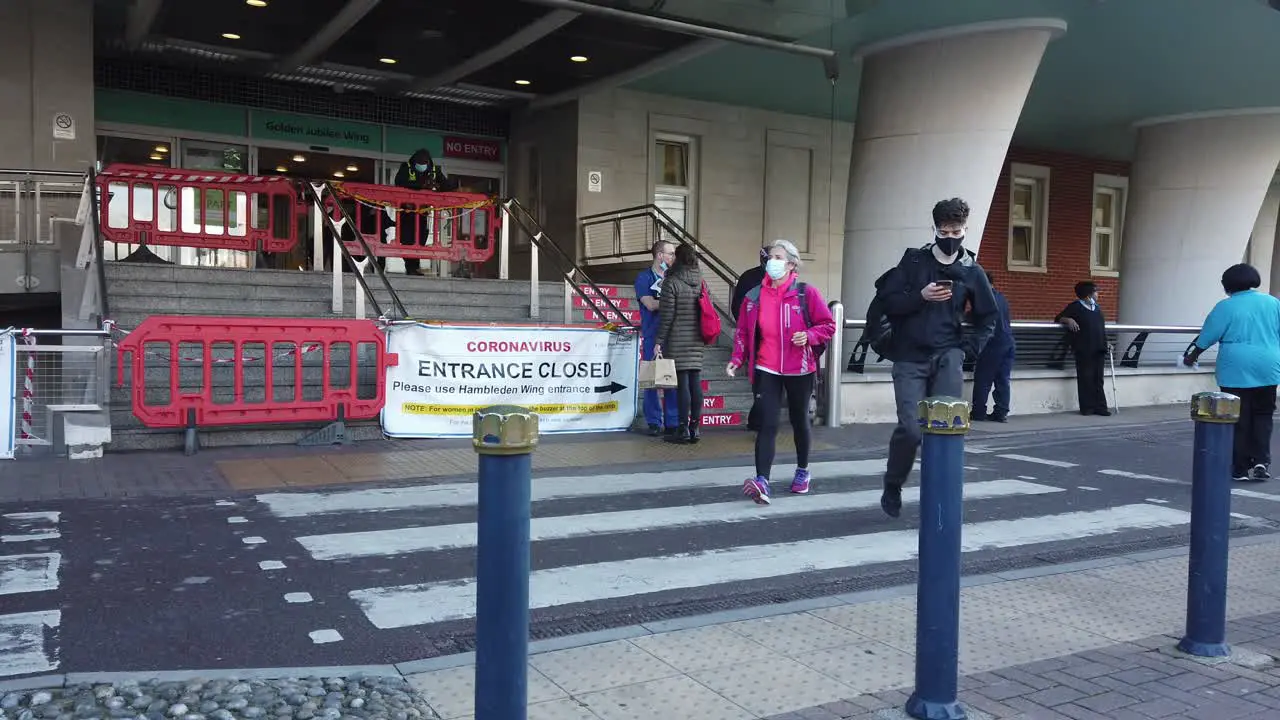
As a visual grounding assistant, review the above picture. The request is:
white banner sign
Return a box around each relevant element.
[0,334,15,459]
[383,324,639,438]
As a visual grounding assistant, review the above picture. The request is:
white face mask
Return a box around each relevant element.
[765,258,788,280]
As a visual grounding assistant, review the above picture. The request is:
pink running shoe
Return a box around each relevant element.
[742,476,772,505]
[790,468,811,494]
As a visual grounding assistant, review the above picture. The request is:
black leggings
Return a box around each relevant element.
[754,371,813,480]
[677,369,703,427]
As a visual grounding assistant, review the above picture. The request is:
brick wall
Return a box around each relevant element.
[978,147,1130,320]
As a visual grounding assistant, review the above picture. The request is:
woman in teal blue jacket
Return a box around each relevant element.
[1183,263,1280,482]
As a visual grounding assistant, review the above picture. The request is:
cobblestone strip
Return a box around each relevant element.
[764,612,1280,720]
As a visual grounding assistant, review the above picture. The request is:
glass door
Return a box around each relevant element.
[179,139,252,268]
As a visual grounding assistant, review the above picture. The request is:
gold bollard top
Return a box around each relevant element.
[472,405,540,455]
[1190,391,1241,424]
[917,396,971,435]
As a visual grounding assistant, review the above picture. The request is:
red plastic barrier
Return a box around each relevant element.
[117,316,398,429]
[323,181,497,263]
[97,164,300,252]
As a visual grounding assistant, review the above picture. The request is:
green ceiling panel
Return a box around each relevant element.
[626,0,1280,161]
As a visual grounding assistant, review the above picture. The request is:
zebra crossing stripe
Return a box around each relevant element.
[0,553,60,596]
[348,503,1191,629]
[255,459,892,518]
[296,479,1065,560]
[0,610,60,676]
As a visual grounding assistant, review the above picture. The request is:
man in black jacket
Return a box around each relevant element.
[875,197,998,518]
[387,149,455,276]
[1055,281,1112,416]
[731,246,769,430]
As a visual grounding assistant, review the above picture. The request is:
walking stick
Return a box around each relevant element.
[1108,342,1119,414]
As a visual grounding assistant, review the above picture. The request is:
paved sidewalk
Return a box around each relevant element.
[403,534,1280,719]
[0,404,1188,502]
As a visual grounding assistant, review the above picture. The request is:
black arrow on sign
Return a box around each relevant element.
[594,381,627,395]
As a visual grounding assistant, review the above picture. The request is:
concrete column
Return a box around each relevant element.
[839,18,1066,313]
[0,0,96,170]
[1118,112,1280,326]
[1250,179,1280,295]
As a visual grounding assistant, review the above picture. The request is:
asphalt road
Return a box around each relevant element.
[4,419,1278,679]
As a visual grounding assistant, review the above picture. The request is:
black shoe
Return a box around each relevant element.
[687,421,701,444]
[1094,409,1112,416]
[1249,464,1271,482]
[880,484,903,518]
[972,415,989,422]
[647,424,663,437]
[664,427,691,445]
[989,414,1008,423]
[664,426,679,438]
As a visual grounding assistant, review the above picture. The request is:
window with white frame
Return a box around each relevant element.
[1091,174,1127,274]
[652,134,697,237]
[1007,163,1050,271]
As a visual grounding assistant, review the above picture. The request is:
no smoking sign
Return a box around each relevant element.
[53,113,75,141]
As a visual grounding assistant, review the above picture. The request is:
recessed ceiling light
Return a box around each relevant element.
[570,55,588,62]
[221,33,241,40]
[514,79,531,86]
[333,172,345,178]
[346,165,358,172]
[154,145,168,153]
[149,154,163,161]
[246,0,267,6]
[292,155,306,162]
[275,166,288,173]
[379,57,397,65]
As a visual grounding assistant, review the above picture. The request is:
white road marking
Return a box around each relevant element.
[3,512,59,522]
[1232,488,1280,502]
[1098,469,1184,485]
[309,629,342,644]
[242,537,266,545]
[965,447,994,454]
[227,517,249,524]
[350,504,1192,629]
[0,554,60,596]
[215,500,236,507]
[1231,513,1253,520]
[1,512,60,543]
[1078,486,1101,491]
[298,479,1063,560]
[1145,499,1170,504]
[996,454,1078,468]
[0,610,60,677]
[256,459,892,518]
[1018,476,1037,481]
[259,560,286,570]
[285,593,313,603]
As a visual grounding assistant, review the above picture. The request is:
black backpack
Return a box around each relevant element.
[859,249,923,359]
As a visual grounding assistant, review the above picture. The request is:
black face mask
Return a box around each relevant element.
[935,235,964,257]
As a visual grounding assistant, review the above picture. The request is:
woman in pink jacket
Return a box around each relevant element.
[727,239,837,504]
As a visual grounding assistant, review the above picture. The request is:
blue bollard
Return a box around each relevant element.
[906,396,971,720]
[472,405,539,720]
[1177,391,1240,658]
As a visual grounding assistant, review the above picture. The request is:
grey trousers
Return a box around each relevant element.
[885,347,965,488]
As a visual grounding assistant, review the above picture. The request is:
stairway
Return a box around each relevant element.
[105,264,751,450]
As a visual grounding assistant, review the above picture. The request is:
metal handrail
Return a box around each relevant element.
[818,302,1207,429]
[85,167,110,322]
[301,181,409,321]
[503,198,636,330]
[579,203,740,332]
[843,319,1203,333]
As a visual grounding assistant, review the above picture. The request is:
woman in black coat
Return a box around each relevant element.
[654,243,705,444]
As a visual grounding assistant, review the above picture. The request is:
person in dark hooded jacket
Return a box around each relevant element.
[387,149,455,276]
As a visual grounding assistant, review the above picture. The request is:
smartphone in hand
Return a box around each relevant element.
[935,280,954,290]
